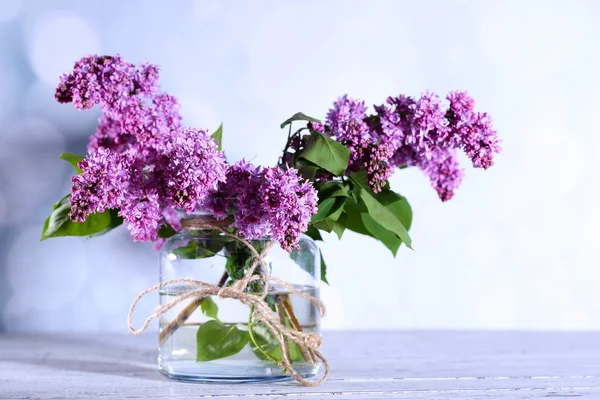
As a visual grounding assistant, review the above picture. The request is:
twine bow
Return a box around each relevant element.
[127,224,330,386]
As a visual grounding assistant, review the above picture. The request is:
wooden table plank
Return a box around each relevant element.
[1,332,600,399]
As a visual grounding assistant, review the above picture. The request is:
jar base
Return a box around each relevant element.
[159,360,319,383]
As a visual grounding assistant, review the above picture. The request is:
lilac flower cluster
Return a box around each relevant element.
[322,96,395,192]
[201,161,318,251]
[58,55,227,241]
[323,91,500,200]
[69,126,226,241]
[58,54,318,249]
[56,55,181,153]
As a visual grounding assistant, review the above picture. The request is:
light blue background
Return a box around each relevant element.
[1,0,598,332]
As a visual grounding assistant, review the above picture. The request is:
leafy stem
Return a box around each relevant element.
[247,305,280,364]
[279,122,294,168]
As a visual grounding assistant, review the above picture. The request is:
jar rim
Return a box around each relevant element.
[180,215,233,230]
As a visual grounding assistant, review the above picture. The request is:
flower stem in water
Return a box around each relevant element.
[159,271,229,345]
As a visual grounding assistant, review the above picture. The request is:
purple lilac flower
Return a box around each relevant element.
[325,95,394,192]
[392,147,464,202]
[134,63,160,95]
[376,92,448,156]
[326,95,369,143]
[162,206,182,231]
[120,93,182,147]
[69,147,130,222]
[446,91,501,169]
[57,54,182,154]
[119,191,162,242]
[70,128,227,241]
[307,122,325,133]
[427,149,464,201]
[161,128,228,213]
[88,114,136,153]
[258,166,318,251]
[369,90,500,199]
[225,160,269,238]
[201,161,318,251]
[375,95,415,150]
[59,55,230,242]
[56,55,137,110]
[199,160,269,236]
[345,138,394,193]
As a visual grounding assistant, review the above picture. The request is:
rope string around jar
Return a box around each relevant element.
[127,223,330,387]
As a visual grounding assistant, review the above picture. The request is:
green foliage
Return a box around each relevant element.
[225,246,251,281]
[211,123,223,151]
[158,224,177,239]
[200,297,219,320]
[312,197,343,223]
[249,322,282,361]
[280,112,321,129]
[316,181,350,199]
[249,318,304,363]
[306,167,413,260]
[305,225,323,241]
[375,190,413,231]
[349,173,412,249]
[87,209,124,238]
[42,154,124,241]
[360,213,402,256]
[299,132,350,176]
[332,212,347,239]
[58,152,84,173]
[196,320,249,362]
[319,251,328,284]
[172,239,224,259]
[40,195,122,241]
[294,158,320,180]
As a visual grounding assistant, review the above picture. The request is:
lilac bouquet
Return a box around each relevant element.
[41,54,500,282]
[40,54,500,385]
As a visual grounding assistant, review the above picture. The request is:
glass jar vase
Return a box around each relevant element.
[158,216,322,382]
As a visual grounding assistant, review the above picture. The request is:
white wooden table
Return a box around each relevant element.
[1,332,599,399]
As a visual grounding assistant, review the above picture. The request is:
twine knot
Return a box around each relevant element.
[303,332,322,349]
[127,224,329,387]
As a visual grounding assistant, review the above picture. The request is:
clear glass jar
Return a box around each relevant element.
[158,216,322,382]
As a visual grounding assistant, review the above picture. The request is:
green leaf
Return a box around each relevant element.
[172,240,223,260]
[300,133,350,176]
[40,195,114,241]
[345,198,403,256]
[200,297,219,320]
[249,322,282,361]
[328,199,345,221]
[86,209,123,238]
[58,152,84,174]
[305,225,323,241]
[317,181,350,199]
[288,341,305,362]
[350,174,412,249]
[196,320,249,361]
[295,158,320,181]
[311,198,335,223]
[211,123,223,151]
[312,197,345,223]
[158,223,177,239]
[345,200,370,235]
[332,212,347,239]
[360,213,402,256]
[249,321,304,363]
[320,251,328,284]
[375,190,413,231]
[280,112,321,129]
[312,218,334,233]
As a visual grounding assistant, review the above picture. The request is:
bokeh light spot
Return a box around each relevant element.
[26,12,101,86]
